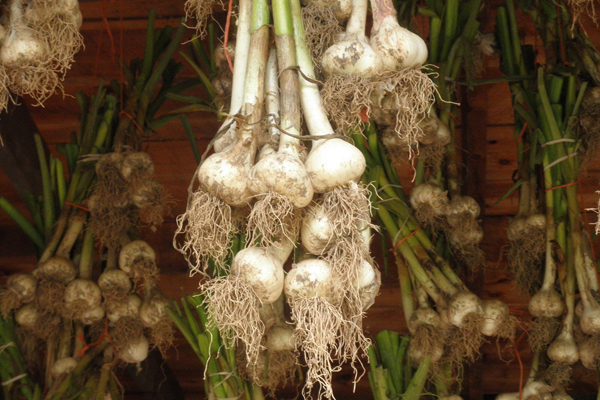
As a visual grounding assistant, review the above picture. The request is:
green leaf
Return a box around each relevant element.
[490,178,525,207]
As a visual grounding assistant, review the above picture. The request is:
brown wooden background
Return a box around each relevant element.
[1,0,600,398]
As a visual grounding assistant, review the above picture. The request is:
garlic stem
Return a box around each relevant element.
[229,0,253,116]
[55,210,87,258]
[345,0,369,36]
[291,0,335,147]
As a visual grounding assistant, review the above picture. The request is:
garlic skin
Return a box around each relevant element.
[107,294,142,323]
[231,247,285,304]
[284,259,335,303]
[409,183,448,215]
[249,151,314,208]
[79,306,105,325]
[447,291,483,327]
[139,293,170,327]
[546,328,579,365]
[0,28,45,67]
[446,196,481,220]
[266,324,296,352]
[322,35,382,76]
[578,336,599,370]
[418,114,451,146]
[120,152,154,181]
[64,279,103,310]
[370,13,427,70]
[119,335,149,364]
[301,203,334,255]
[98,269,132,293]
[528,288,564,318]
[495,381,554,400]
[6,273,37,303]
[356,259,381,311]
[407,307,442,334]
[303,0,352,21]
[407,339,443,364]
[15,304,39,329]
[51,357,77,377]
[198,133,255,206]
[36,256,77,283]
[480,299,510,336]
[119,240,156,274]
[305,138,366,193]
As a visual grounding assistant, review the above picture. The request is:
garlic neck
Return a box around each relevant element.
[345,0,369,37]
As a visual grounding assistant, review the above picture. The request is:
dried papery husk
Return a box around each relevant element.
[447,291,483,328]
[409,183,448,229]
[98,268,131,310]
[407,323,445,366]
[203,246,285,367]
[0,273,37,317]
[480,299,516,340]
[302,0,352,22]
[63,279,102,319]
[78,305,105,325]
[107,293,142,323]
[301,200,335,255]
[50,357,77,377]
[578,86,600,167]
[174,188,235,274]
[369,69,435,153]
[184,0,224,38]
[380,126,414,165]
[112,315,145,356]
[369,1,428,70]
[578,333,600,369]
[407,306,443,334]
[418,113,451,146]
[495,381,554,400]
[198,127,256,207]
[130,180,168,229]
[34,256,77,315]
[285,259,343,400]
[23,0,83,76]
[120,152,154,184]
[119,334,149,365]
[139,287,174,356]
[547,327,579,365]
[258,296,284,332]
[16,303,61,340]
[529,288,565,318]
[507,214,545,295]
[529,316,561,352]
[119,240,159,282]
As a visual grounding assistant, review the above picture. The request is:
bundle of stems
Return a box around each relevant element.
[173,0,384,398]
[354,125,515,398]
[167,293,266,400]
[495,0,600,395]
[0,12,188,399]
[368,330,431,400]
[407,0,486,269]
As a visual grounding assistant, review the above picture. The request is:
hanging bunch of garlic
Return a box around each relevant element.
[88,150,167,249]
[0,0,83,110]
[173,0,382,397]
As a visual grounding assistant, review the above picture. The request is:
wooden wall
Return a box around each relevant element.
[1,0,600,398]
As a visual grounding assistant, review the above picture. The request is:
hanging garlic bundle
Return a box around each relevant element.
[174,0,254,273]
[0,0,83,110]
